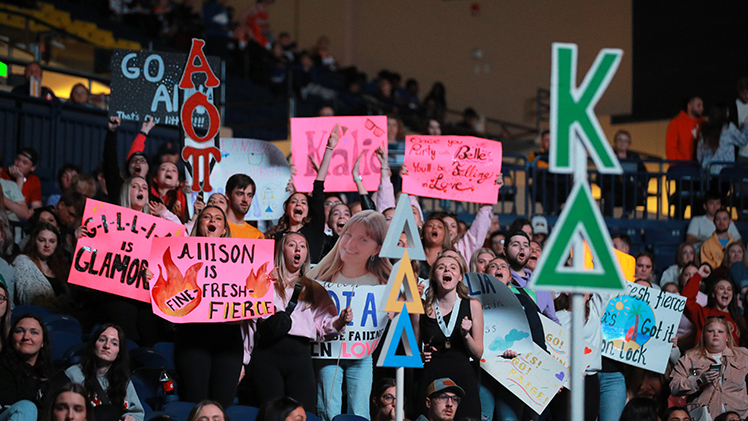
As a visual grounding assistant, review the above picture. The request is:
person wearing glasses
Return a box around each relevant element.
[370,378,402,421]
[414,378,464,421]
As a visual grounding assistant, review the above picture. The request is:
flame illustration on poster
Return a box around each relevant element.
[245,262,272,298]
[152,247,204,317]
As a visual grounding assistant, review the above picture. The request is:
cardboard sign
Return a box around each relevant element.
[539,314,598,388]
[149,237,275,323]
[376,307,423,368]
[311,282,389,359]
[70,200,186,302]
[600,283,685,373]
[402,135,502,204]
[109,49,221,128]
[481,343,566,415]
[186,138,292,220]
[290,116,387,193]
[381,252,424,314]
[465,273,533,355]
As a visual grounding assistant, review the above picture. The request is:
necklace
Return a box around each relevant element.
[433,296,461,350]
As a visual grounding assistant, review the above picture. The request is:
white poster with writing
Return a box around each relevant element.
[600,283,685,373]
[311,282,389,359]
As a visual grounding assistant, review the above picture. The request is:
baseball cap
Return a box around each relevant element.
[427,378,465,398]
[531,215,548,235]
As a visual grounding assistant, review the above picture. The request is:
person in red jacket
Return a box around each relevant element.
[666,96,704,161]
[682,263,747,346]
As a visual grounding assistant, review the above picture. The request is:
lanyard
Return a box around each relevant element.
[434,297,461,346]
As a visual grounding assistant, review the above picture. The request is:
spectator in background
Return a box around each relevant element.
[44,383,91,421]
[225,174,264,240]
[488,231,505,256]
[697,103,748,177]
[529,130,568,215]
[634,250,655,284]
[1,147,42,221]
[313,36,336,71]
[723,241,748,295]
[186,401,229,421]
[686,192,741,253]
[531,215,549,244]
[424,118,442,136]
[453,107,479,135]
[11,61,56,100]
[700,208,735,269]
[67,84,91,107]
[414,378,465,421]
[422,82,446,123]
[599,130,648,217]
[666,95,704,161]
[47,164,80,206]
[611,233,632,255]
[202,0,232,57]
[733,77,748,160]
[12,223,70,307]
[660,242,697,287]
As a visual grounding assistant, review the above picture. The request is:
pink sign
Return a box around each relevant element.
[291,116,387,192]
[402,135,503,204]
[70,200,187,303]
[149,237,275,323]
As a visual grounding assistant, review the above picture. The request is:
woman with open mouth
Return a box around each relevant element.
[308,210,391,421]
[249,231,350,413]
[118,176,181,225]
[13,223,70,308]
[414,254,483,421]
[64,323,144,421]
[177,206,243,409]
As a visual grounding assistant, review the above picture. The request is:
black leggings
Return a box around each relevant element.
[250,335,317,413]
[175,323,243,408]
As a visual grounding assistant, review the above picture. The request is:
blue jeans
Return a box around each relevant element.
[598,371,626,421]
[316,357,373,421]
[0,400,38,421]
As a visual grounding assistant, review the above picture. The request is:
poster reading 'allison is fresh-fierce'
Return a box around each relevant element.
[402,135,502,203]
[70,200,186,303]
[149,237,275,323]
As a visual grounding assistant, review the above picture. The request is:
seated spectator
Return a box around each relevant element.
[256,397,305,421]
[12,223,70,307]
[0,211,18,263]
[453,107,479,135]
[528,131,569,215]
[715,412,741,421]
[1,147,42,221]
[47,164,81,206]
[44,382,92,421]
[414,378,464,421]
[686,193,741,253]
[488,231,505,256]
[670,317,748,419]
[423,118,442,136]
[0,279,10,351]
[0,314,55,419]
[635,250,655,284]
[70,174,97,199]
[611,233,632,255]
[660,242,697,287]
[700,208,735,269]
[531,215,549,244]
[370,378,399,421]
[697,103,748,177]
[187,401,229,421]
[67,84,92,107]
[662,406,690,421]
[722,241,748,296]
[64,324,144,421]
[422,82,446,124]
[598,130,648,217]
[11,61,56,100]
[313,36,336,71]
[617,397,659,421]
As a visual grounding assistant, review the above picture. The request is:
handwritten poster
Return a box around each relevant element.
[186,138,291,220]
[481,343,566,415]
[601,283,685,373]
[402,135,502,203]
[311,282,389,359]
[109,49,221,128]
[539,314,598,388]
[291,116,387,193]
[149,237,275,323]
[465,273,533,355]
[70,200,185,302]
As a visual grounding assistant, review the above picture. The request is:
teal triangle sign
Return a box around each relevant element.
[376,307,423,368]
[379,193,425,260]
[529,182,626,293]
[265,206,272,212]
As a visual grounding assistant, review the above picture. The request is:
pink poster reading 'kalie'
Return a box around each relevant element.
[402,135,503,204]
[149,237,276,323]
[290,116,388,193]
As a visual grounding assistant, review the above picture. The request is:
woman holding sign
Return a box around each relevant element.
[175,206,244,409]
[309,210,390,421]
[250,231,351,413]
[670,317,748,419]
[415,254,483,421]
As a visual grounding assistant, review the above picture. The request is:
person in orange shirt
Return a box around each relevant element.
[666,96,704,161]
[225,174,264,239]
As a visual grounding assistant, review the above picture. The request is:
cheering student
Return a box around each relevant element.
[414,254,484,421]
[309,210,391,421]
[250,231,350,412]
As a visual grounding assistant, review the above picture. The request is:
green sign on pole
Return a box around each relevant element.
[0,61,7,78]
[529,182,626,292]
[550,43,623,174]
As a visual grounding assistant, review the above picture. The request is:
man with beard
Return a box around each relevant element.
[505,230,558,323]
[666,95,704,161]
[225,174,264,239]
[700,208,734,268]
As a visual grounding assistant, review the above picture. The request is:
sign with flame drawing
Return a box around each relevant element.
[70,200,186,303]
[149,237,275,323]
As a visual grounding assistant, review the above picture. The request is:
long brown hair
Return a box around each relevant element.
[273,232,330,312]
[424,255,470,317]
[22,223,70,281]
[190,206,232,238]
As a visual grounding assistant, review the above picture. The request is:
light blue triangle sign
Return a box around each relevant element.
[376,307,423,368]
[379,193,425,260]
[265,205,272,212]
